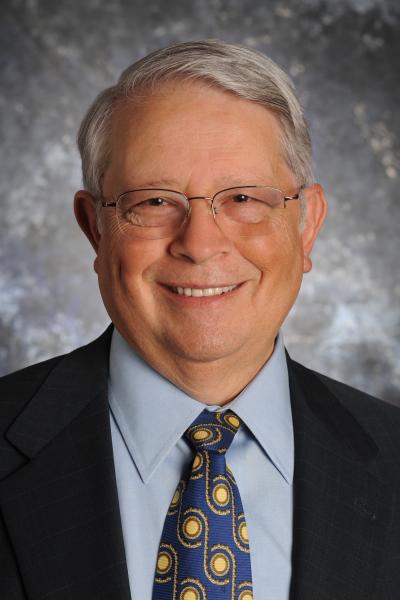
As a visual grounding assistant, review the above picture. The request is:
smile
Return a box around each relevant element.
[167,285,239,297]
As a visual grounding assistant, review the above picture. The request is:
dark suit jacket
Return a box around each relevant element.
[1,326,400,599]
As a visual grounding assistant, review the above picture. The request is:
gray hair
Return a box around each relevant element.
[77,39,314,204]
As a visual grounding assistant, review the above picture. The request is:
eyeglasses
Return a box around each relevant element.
[101,185,301,239]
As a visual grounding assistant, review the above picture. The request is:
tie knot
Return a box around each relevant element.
[185,409,241,454]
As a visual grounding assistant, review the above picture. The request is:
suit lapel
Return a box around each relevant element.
[0,326,131,600]
[288,356,395,600]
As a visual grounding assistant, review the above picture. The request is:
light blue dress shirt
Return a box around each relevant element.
[109,328,294,599]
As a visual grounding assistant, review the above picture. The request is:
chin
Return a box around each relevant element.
[161,330,246,364]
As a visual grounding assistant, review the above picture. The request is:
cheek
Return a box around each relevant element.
[98,233,167,289]
[235,216,301,273]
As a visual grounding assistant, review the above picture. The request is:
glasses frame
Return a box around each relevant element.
[100,185,303,237]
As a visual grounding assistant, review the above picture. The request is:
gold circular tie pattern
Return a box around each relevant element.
[153,410,253,599]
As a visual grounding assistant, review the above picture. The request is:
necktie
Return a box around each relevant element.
[152,409,253,600]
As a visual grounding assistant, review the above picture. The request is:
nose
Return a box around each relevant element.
[169,198,232,264]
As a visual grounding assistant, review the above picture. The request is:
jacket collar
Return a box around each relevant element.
[6,325,113,459]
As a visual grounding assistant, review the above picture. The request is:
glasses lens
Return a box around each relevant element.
[214,187,284,224]
[116,190,187,239]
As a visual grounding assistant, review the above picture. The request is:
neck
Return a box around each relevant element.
[125,334,276,406]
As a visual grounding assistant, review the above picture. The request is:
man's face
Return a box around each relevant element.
[76,81,326,370]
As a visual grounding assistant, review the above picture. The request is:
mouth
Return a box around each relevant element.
[165,284,240,297]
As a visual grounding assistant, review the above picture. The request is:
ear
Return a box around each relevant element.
[74,190,101,252]
[74,190,102,273]
[301,183,328,273]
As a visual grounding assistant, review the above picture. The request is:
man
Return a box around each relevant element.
[1,39,399,600]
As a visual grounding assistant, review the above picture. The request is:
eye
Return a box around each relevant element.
[231,194,251,203]
[141,197,169,207]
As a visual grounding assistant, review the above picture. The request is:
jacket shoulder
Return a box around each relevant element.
[0,326,113,434]
[291,358,400,446]
[0,354,67,425]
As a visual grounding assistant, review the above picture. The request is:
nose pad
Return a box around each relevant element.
[186,198,216,221]
[169,197,232,262]
[173,201,215,240]
[181,200,224,240]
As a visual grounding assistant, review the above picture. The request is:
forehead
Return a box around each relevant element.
[110,80,284,147]
[104,80,292,191]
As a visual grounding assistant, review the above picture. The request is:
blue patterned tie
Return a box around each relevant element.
[152,409,253,600]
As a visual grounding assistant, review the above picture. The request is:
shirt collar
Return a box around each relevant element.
[226,332,294,483]
[108,329,293,485]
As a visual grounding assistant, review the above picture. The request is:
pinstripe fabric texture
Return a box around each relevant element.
[153,410,253,600]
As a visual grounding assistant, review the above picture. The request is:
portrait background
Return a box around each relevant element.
[1,0,399,403]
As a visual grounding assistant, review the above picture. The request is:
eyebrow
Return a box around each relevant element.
[126,178,182,189]
[127,175,268,190]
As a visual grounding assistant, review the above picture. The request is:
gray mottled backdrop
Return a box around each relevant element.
[1,0,399,403]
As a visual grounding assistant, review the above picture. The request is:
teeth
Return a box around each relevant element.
[171,285,238,297]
